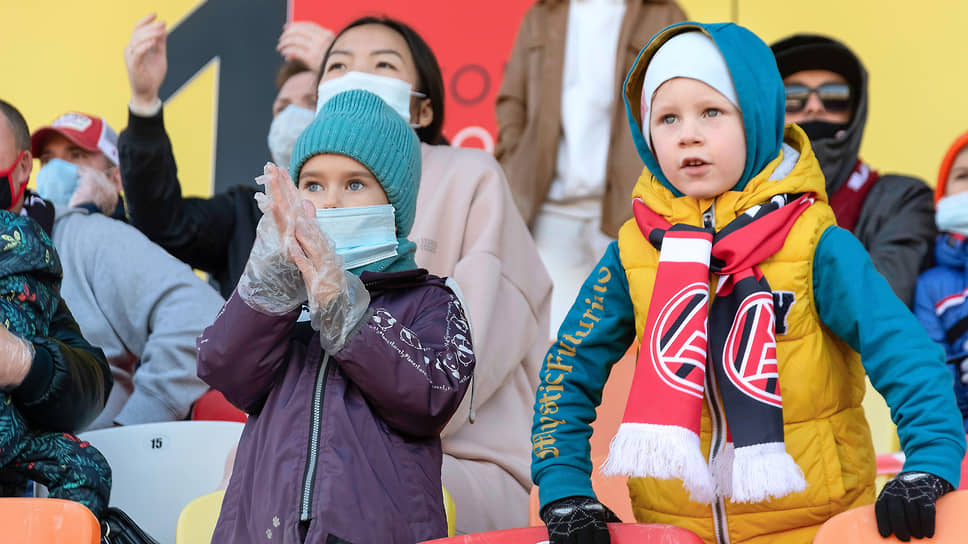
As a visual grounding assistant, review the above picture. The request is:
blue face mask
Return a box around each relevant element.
[314,204,398,270]
[35,158,80,206]
[937,191,968,237]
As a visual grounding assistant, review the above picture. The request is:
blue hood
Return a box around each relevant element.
[936,233,968,270]
[623,22,786,196]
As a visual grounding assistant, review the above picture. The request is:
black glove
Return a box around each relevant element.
[540,495,621,544]
[875,471,953,541]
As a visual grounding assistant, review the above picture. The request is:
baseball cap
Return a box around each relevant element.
[30,112,119,166]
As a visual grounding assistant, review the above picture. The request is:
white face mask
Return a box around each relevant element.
[315,204,398,270]
[316,71,424,124]
[937,191,968,237]
[267,105,316,171]
[35,158,80,205]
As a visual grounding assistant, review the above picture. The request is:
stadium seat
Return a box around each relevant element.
[176,490,225,544]
[443,486,456,537]
[0,497,100,543]
[419,523,703,543]
[75,421,243,544]
[813,489,968,543]
[190,390,247,423]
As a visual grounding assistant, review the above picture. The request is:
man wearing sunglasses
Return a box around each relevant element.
[772,34,935,308]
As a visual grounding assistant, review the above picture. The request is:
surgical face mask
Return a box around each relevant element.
[937,191,968,236]
[316,71,425,125]
[267,105,315,171]
[35,158,80,206]
[315,204,398,269]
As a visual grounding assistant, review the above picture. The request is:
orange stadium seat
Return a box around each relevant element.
[813,490,968,543]
[190,390,247,423]
[0,498,100,544]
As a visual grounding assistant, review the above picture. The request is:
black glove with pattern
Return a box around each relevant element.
[540,495,621,544]
[875,471,954,541]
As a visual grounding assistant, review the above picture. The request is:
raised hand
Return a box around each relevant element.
[125,13,168,111]
[277,21,335,72]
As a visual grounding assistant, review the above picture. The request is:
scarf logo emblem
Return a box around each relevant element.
[650,282,709,399]
[723,291,782,408]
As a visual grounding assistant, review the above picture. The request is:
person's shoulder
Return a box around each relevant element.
[422,144,502,171]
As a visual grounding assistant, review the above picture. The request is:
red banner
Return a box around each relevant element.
[292,1,533,152]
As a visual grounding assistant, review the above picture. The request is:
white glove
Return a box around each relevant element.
[960,357,968,385]
[236,163,307,315]
[288,205,370,353]
[68,165,119,215]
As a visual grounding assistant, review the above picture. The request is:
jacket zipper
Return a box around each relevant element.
[300,351,330,522]
[703,203,731,544]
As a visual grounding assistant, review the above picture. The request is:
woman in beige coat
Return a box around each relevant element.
[306,16,552,533]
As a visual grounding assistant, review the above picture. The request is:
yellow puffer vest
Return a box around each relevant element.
[618,126,875,544]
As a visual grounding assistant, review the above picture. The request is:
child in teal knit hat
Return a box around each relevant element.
[197,89,474,543]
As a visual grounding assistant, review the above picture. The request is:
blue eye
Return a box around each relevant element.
[306,183,322,193]
[348,180,364,191]
[661,114,676,125]
[705,109,721,118]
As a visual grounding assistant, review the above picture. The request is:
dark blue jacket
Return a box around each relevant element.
[916,233,968,429]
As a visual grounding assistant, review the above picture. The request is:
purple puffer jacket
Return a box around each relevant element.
[197,269,474,543]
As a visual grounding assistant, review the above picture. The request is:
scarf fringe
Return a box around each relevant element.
[601,423,716,504]
[727,442,806,503]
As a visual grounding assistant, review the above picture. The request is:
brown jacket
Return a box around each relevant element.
[495,0,686,237]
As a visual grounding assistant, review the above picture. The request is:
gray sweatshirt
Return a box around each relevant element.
[52,206,224,427]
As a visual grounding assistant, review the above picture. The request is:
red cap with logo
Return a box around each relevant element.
[30,112,119,166]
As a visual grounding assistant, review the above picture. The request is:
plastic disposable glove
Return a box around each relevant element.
[288,203,371,353]
[68,165,119,215]
[236,163,307,315]
[875,471,953,541]
[0,326,33,389]
[540,496,620,544]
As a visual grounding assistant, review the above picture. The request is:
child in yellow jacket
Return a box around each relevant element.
[531,22,966,544]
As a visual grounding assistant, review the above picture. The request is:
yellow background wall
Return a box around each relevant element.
[0,1,216,198]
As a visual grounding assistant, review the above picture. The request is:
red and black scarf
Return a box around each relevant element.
[601,193,814,504]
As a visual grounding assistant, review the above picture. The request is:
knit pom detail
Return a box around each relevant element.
[727,442,806,503]
[600,422,716,504]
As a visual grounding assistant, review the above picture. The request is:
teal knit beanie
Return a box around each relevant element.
[289,89,422,238]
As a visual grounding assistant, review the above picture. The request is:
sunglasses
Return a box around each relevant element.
[784,83,852,113]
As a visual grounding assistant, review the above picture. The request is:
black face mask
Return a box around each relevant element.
[0,151,27,211]
[798,121,849,142]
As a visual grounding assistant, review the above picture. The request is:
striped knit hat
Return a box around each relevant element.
[289,89,421,237]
